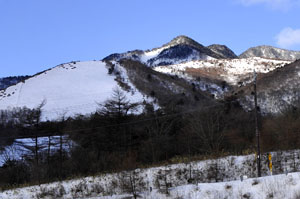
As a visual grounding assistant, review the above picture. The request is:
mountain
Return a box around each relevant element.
[0,76,30,90]
[103,35,236,67]
[207,44,238,59]
[236,59,300,114]
[1,35,300,117]
[239,45,300,61]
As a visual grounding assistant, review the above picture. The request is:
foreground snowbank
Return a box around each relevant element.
[1,150,300,199]
[2,171,300,199]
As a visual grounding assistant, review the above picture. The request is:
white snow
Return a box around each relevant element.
[3,173,300,199]
[140,48,165,63]
[154,57,290,85]
[0,61,153,120]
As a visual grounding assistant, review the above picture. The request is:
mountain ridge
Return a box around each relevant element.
[103,35,236,66]
[239,45,300,61]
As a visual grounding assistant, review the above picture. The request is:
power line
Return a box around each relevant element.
[0,103,224,140]
[1,113,300,145]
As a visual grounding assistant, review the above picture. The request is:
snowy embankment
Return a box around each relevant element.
[0,61,153,121]
[1,150,300,199]
[3,172,300,199]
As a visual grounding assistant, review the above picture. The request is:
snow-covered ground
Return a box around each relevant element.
[154,57,290,85]
[0,136,74,167]
[0,61,154,120]
[4,172,300,199]
[2,150,300,199]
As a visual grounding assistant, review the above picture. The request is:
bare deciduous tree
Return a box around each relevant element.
[119,170,146,199]
[187,108,226,154]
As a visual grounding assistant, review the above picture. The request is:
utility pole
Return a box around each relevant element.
[254,70,261,177]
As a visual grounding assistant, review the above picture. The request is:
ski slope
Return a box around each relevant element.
[0,61,149,120]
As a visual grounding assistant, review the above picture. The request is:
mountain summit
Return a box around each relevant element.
[165,35,197,46]
[163,35,208,51]
[103,35,236,66]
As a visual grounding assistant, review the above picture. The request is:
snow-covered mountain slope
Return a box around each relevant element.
[237,59,300,114]
[103,35,236,67]
[0,61,153,120]
[146,44,216,66]
[154,57,290,98]
[2,149,300,199]
[240,45,300,61]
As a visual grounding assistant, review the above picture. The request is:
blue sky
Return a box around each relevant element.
[1,0,300,77]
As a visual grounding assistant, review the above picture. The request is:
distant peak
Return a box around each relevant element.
[239,45,300,61]
[245,45,300,52]
[167,35,199,46]
[171,35,193,42]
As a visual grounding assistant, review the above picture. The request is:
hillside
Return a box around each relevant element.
[237,59,300,114]
[0,61,154,120]
[154,57,290,99]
